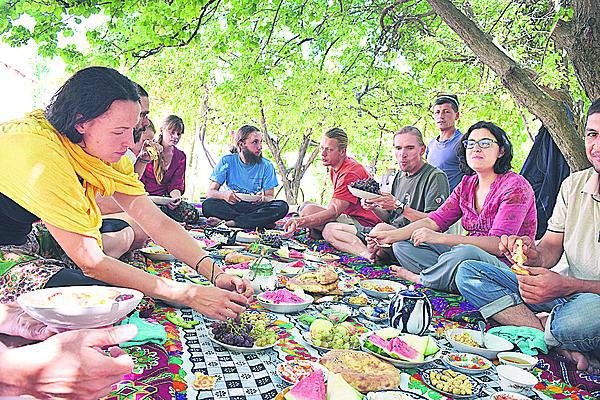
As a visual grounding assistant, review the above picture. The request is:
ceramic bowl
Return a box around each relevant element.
[139,246,176,261]
[445,328,513,359]
[17,286,143,329]
[496,365,538,395]
[442,352,493,375]
[497,351,539,370]
[360,279,406,299]
[490,391,532,400]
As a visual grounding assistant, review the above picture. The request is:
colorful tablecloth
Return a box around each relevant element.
[103,235,600,400]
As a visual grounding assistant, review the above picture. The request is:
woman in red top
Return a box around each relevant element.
[139,115,200,224]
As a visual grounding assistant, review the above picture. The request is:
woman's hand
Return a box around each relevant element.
[184,284,249,320]
[0,302,57,341]
[410,227,444,246]
[215,274,254,300]
[1,325,137,400]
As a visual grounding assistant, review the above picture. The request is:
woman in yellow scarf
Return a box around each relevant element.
[0,67,252,319]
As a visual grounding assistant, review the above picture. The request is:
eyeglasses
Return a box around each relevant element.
[462,138,499,149]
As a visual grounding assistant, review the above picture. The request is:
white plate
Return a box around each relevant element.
[148,195,172,205]
[256,292,313,313]
[360,332,442,368]
[359,306,389,322]
[490,391,532,400]
[139,246,176,261]
[442,352,493,375]
[348,185,381,200]
[446,328,514,360]
[420,368,482,398]
[360,279,406,299]
[235,193,261,202]
[207,331,276,353]
[17,286,143,329]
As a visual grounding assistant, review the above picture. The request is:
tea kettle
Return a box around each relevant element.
[388,285,432,335]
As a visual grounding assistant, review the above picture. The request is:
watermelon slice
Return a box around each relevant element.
[366,333,427,362]
[285,369,326,400]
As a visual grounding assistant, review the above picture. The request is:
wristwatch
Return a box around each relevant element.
[394,199,406,214]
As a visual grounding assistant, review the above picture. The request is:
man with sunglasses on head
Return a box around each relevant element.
[428,94,464,191]
[456,100,600,373]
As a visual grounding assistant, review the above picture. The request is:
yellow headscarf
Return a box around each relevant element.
[0,110,146,246]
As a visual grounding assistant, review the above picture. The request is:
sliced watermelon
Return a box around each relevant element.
[285,369,326,400]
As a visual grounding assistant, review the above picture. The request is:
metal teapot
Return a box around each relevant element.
[388,285,432,335]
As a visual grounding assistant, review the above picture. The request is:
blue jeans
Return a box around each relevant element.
[392,241,505,293]
[456,260,600,356]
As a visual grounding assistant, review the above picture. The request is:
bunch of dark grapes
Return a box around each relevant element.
[210,319,254,348]
[350,178,381,194]
[259,233,283,248]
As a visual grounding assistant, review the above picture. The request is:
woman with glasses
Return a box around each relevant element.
[367,121,536,293]
[139,115,200,225]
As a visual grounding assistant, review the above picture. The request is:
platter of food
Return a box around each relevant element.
[207,317,278,353]
[139,246,176,261]
[285,267,342,295]
[275,359,328,385]
[445,328,513,359]
[360,329,442,368]
[359,306,389,322]
[17,286,143,329]
[348,178,382,200]
[420,368,482,398]
[366,391,429,400]
[236,231,260,244]
[256,289,314,313]
[442,352,493,375]
[360,279,406,298]
[343,294,373,308]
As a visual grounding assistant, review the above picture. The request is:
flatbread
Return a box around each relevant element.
[511,238,530,275]
[286,268,340,294]
[319,350,400,393]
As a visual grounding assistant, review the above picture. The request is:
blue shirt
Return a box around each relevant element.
[426,129,464,190]
[210,153,279,194]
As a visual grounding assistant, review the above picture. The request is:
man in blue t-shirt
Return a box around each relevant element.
[202,125,289,229]
[426,94,464,191]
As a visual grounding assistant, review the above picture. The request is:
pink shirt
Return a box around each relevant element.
[140,147,186,196]
[428,171,537,250]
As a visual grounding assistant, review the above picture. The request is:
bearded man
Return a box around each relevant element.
[202,125,289,228]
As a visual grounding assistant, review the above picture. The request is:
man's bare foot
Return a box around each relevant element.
[390,265,420,284]
[557,349,600,374]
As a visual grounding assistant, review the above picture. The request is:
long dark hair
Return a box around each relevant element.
[457,121,513,175]
[45,66,140,144]
[231,125,260,153]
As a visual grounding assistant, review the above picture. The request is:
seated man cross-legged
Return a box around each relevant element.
[202,125,289,229]
[455,100,600,372]
[322,126,449,260]
[283,127,382,239]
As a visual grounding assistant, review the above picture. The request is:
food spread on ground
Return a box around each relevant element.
[308,319,362,350]
[276,360,322,384]
[363,328,440,364]
[210,313,277,348]
[224,252,256,264]
[346,295,370,306]
[319,349,401,393]
[362,281,395,292]
[286,267,341,294]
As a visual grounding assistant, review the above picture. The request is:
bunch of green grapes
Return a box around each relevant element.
[241,312,271,326]
[250,319,278,347]
[311,325,359,350]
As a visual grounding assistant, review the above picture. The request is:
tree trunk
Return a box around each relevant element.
[425,0,590,171]
[259,101,319,204]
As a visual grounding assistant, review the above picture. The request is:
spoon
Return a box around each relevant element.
[478,320,487,348]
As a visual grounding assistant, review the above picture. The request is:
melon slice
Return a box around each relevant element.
[374,327,402,340]
[326,372,363,400]
[388,336,424,362]
[285,369,326,400]
[424,336,440,356]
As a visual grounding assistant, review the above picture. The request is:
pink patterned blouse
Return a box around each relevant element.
[428,171,537,241]
[140,147,187,196]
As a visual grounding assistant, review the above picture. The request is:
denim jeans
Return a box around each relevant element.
[456,260,600,356]
[392,241,506,293]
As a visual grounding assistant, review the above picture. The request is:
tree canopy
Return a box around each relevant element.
[2,0,596,201]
